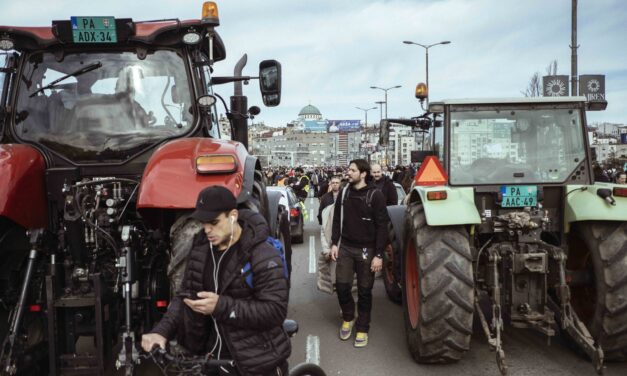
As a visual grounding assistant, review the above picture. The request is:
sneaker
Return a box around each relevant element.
[339,320,354,340]
[354,332,368,348]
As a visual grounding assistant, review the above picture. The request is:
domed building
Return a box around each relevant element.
[298,104,322,121]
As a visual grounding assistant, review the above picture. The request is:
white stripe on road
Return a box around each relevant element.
[310,209,315,222]
[309,236,316,274]
[305,335,320,365]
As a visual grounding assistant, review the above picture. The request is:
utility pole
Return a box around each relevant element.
[571,0,578,96]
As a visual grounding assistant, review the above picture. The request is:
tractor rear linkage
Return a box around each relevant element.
[474,232,604,375]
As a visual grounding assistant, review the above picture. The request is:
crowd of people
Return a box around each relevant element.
[264,163,419,198]
[593,162,627,184]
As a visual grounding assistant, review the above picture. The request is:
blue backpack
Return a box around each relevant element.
[241,236,289,289]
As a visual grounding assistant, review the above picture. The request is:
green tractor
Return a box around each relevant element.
[380,90,627,374]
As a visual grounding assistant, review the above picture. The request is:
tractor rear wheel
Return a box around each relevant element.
[571,221,627,361]
[402,203,474,363]
[383,222,402,304]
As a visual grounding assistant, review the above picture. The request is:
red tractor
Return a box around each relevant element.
[0,3,289,375]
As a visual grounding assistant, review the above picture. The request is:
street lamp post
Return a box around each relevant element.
[375,101,385,122]
[356,106,377,162]
[370,85,401,119]
[402,40,451,106]
[356,106,376,132]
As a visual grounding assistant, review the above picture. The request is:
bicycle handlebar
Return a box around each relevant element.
[147,346,235,369]
[146,346,327,376]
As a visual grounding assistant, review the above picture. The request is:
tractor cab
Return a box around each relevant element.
[0,7,280,165]
[429,97,593,187]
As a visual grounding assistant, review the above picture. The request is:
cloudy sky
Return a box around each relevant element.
[4,0,627,126]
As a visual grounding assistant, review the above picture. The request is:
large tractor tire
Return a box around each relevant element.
[383,222,402,304]
[570,221,627,361]
[168,214,203,295]
[403,203,474,363]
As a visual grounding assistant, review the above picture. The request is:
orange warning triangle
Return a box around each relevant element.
[414,156,448,186]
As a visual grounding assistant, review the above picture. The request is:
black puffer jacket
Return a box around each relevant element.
[151,209,290,375]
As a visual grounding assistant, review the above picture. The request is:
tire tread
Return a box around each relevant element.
[403,202,474,364]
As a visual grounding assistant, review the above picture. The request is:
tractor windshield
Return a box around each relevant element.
[449,107,585,185]
[14,50,194,162]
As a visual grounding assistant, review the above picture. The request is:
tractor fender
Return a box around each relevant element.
[387,204,407,251]
[238,155,261,205]
[266,189,282,237]
[564,183,627,233]
[137,138,249,210]
[407,186,481,226]
[0,144,47,229]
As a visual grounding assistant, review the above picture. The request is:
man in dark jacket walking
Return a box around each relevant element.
[371,163,398,205]
[330,159,389,348]
[141,186,290,376]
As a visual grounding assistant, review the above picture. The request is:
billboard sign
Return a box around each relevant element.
[543,75,569,97]
[303,120,328,132]
[327,120,361,133]
[579,75,606,102]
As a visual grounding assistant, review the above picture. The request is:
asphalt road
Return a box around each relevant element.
[285,197,627,376]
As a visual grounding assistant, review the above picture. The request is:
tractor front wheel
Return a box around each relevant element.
[402,203,474,363]
[168,213,203,295]
[383,222,402,304]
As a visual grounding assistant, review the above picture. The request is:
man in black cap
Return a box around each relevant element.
[141,186,290,376]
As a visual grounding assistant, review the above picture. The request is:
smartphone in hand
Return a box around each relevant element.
[177,291,198,300]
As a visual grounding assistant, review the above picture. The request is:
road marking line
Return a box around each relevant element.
[310,209,315,222]
[306,335,320,365]
[309,236,316,274]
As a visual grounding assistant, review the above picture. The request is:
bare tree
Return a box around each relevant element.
[522,60,559,97]
[522,72,541,97]
[546,60,558,76]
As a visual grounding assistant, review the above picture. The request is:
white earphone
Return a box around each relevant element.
[209,214,236,359]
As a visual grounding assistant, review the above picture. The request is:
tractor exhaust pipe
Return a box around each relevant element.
[231,54,249,150]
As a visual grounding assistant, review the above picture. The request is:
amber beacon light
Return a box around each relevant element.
[202,2,220,25]
[415,83,428,101]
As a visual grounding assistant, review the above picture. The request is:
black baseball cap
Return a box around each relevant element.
[190,186,237,223]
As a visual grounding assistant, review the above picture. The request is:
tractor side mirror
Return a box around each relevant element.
[379,119,390,147]
[259,60,281,107]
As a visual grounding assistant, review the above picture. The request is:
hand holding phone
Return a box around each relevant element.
[177,290,198,300]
